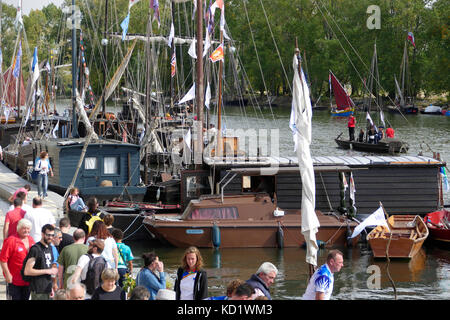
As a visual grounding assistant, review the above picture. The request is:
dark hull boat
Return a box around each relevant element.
[335,134,409,154]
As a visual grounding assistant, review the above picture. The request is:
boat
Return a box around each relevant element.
[367,214,428,258]
[334,44,409,154]
[335,132,409,154]
[420,105,442,115]
[424,209,450,246]
[387,40,418,115]
[329,71,355,117]
[143,193,358,248]
[442,109,450,117]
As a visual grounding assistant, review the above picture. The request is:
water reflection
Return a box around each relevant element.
[127,241,450,300]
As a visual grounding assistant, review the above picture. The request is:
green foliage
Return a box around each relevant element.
[1,0,447,101]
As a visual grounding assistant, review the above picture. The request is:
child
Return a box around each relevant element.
[111,228,134,288]
[65,187,87,212]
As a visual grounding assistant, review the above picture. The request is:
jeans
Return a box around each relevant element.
[70,198,87,211]
[37,173,49,197]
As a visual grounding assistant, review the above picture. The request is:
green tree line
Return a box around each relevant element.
[1,0,448,103]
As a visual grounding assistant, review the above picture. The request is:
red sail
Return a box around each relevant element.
[330,72,354,110]
[2,67,26,107]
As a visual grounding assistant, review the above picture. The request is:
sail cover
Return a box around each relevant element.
[329,71,354,110]
[291,54,320,267]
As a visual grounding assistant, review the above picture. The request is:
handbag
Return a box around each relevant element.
[30,169,39,180]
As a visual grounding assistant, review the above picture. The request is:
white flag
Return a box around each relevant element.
[380,110,385,128]
[205,82,211,109]
[178,84,195,104]
[349,206,388,239]
[349,172,356,203]
[128,0,141,10]
[4,108,10,123]
[31,47,40,88]
[188,39,197,59]
[168,22,175,48]
[203,31,211,58]
[184,128,191,151]
[52,120,60,138]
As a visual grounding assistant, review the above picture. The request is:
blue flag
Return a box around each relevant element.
[121,13,130,41]
[13,41,22,78]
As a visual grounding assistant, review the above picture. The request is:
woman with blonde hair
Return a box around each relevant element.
[174,246,208,300]
[91,269,126,300]
[34,151,53,198]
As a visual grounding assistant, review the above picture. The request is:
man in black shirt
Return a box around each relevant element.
[23,224,58,300]
[58,217,74,253]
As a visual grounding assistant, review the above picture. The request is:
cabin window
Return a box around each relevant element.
[104,157,118,175]
[85,157,97,170]
[189,207,238,220]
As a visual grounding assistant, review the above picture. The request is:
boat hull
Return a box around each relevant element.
[425,209,450,246]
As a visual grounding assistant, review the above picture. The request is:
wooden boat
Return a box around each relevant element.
[143,193,358,248]
[424,209,450,245]
[367,215,428,258]
[335,133,409,154]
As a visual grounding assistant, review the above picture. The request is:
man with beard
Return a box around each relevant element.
[23,224,58,300]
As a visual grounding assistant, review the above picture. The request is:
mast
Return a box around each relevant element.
[215,10,225,158]
[170,1,175,109]
[195,0,204,167]
[71,0,79,137]
[144,4,152,185]
[101,0,109,120]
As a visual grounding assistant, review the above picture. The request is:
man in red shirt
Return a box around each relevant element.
[0,218,35,300]
[3,198,26,239]
[347,115,356,141]
[386,125,395,138]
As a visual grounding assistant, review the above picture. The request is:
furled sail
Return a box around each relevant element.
[291,52,320,267]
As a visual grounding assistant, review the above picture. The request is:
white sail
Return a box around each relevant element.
[394,74,405,107]
[291,54,320,267]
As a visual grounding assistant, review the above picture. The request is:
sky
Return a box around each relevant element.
[3,0,66,15]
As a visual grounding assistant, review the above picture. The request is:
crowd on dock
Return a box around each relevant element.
[0,185,344,301]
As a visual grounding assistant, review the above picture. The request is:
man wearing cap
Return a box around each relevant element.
[69,239,105,299]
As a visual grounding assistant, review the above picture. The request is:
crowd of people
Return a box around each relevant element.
[1,185,345,301]
[348,114,395,143]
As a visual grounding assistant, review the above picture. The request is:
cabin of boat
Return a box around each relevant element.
[367,215,428,258]
[3,138,146,203]
[143,193,358,248]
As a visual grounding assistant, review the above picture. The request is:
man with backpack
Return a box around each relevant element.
[22,224,58,300]
[78,197,105,235]
[69,239,107,298]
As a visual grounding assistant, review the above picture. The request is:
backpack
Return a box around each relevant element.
[81,254,107,295]
[85,214,104,234]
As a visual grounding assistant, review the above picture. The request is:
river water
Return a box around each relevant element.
[2,101,449,300]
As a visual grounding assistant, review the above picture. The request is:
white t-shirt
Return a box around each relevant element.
[24,207,56,242]
[302,263,335,300]
[9,203,33,214]
[180,273,196,300]
[86,236,117,269]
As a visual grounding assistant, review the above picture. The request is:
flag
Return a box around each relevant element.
[203,31,211,57]
[349,206,388,239]
[349,172,356,203]
[188,39,197,59]
[380,110,386,128]
[407,32,416,48]
[441,167,449,192]
[150,0,160,28]
[170,52,176,77]
[120,13,130,41]
[209,43,224,63]
[128,0,141,10]
[179,84,196,104]
[14,5,23,30]
[184,128,191,151]
[52,120,60,138]
[168,22,175,48]
[13,41,22,78]
[328,72,332,93]
[205,0,214,34]
[31,47,40,87]
[24,107,31,126]
[205,82,211,109]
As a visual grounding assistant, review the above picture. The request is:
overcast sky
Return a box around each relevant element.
[3,0,65,15]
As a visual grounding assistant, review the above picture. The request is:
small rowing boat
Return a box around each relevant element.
[367,215,428,258]
[424,209,450,246]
